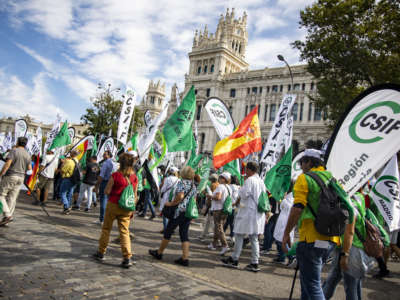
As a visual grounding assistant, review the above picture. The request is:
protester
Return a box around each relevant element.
[207,172,231,255]
[0,137,32,226]
[221,162,266,272]
[59,150,79,214]
[93,152,138,268]
[149,166,197,267]
[224,175,240,242]
[199,173,219,241]
[261,195,279,254]
[273,190,295,265]
[282,149,355,299]
[159,166,179,232]
[53,155,65,202]
[35,149,59,206]
[138,155,156,220]
[76,156,100,211]
[95,150,113,224]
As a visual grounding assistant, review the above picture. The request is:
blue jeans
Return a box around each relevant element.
[297,241,335,300]
[276,241,286,262]
[142,189,155,217]
[99,180,108,222]
[162,216,169,231]
[60,178,76,209]
[323,249,362,300]
[263,216,276,251]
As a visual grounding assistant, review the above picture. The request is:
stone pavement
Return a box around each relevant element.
[1,193,400,299]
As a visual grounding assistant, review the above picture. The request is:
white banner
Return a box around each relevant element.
[14,119,27,140]
[204,97,235,139]
[260,94,296,177]
[291,151,304,181]
[68,127,75,142]
[326,84,400,196]
[369,155,400,232]
[117,92,136,145]
[138,103,169,164]
[44,114,62,154]
[144,110,153,129]
[36,127,42,156]
[4,132,13,152]
[26,132,41,156]
[97,137,114,162]
[0,133,6,153]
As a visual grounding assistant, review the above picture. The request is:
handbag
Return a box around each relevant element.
[162,181,193,219]
[222,185,233,215]
[185,195,199,219]
[258,191,270,213]
[118,176,136,211]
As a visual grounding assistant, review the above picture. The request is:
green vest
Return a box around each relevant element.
[351,193,367,249]
[297,170,333,227]
[137,172,143,192]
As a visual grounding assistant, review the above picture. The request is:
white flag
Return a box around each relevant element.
[36,127,42,156]
[117,92,136,145]
[44,114,62,154]
[14,119,27,140]
[260,94,296,177]
[369,155,400,232]
[204,97,235,139]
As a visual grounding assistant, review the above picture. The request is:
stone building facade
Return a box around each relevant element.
[166,8,330,155]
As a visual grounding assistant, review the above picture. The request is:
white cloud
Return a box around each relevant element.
[0,69,69,123]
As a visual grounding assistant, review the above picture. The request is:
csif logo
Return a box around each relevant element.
[210,103,230,126]
[349,101,400,143]
[372,175,399,203]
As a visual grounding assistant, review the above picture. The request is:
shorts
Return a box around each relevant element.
[36,175,53,190]
[390,229,399,244]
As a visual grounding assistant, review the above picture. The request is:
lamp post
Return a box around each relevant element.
[277,54,294,88]
[97,82,121,97]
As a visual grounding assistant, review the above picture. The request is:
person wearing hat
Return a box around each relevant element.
[159,166,179,232]
[282,149,355,299]
[34,149,59,206]
[207,171,232,255]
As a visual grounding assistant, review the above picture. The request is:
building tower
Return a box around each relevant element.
[142,80,166,119]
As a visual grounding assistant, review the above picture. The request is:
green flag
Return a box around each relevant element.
[130,133,138,151]
[187,133,203,169]
[49,121,71,150]
[90,134,98,157]
[264,146,293,201]
[80,150,87,169]
[223,159,243,185]
[163,86,196,152]
[197,157,212,193]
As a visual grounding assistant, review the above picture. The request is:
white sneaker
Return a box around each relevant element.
[207,243,217,250]
[219,247,230,255]
[93,219,103,226]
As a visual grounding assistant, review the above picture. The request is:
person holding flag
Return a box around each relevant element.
[59,150,79,215]
[34,149,59,206]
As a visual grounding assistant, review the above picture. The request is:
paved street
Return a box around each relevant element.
[1,192,400,299]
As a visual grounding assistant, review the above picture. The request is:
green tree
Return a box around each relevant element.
[293,0,400,126]
[81,92,145,138]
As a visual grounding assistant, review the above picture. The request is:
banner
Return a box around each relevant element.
[291,150,304,181]
[138,102,169,164]
[97,137,114,162]
[69,135,95,161]
[68,127,75,142]
[144,110,153,129]
[0,133,6,153]
[36,127,42,156]
[117,91,136,145]
[260,94,296,177]
[26,132,41,156]
[44,114,62,153]
[204,97,235,139]
[369,155,400,232]
[3,132,13,152]
[326,84,400,196]
[14,119,27,140]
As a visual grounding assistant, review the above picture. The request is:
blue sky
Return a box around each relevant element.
[0,0,315,124]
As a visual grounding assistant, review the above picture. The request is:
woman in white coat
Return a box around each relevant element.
[221,162,266,272]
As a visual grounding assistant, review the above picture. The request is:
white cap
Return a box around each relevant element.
[220,172,231,181]
[170,166,179,173]
[127,150,138,157]
[304,149,322,159]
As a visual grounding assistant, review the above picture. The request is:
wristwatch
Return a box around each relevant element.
[339,252,349,258]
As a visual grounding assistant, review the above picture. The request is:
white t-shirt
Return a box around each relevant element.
[40,154,59,179]
[211,184,230,211]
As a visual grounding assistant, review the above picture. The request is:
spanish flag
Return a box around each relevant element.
[213,106,262,169]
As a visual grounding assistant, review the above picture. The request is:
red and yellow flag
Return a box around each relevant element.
[213,106,262,169]
[75,139,89,161]
[27,155,40,193]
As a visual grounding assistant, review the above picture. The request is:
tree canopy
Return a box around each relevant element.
[293,0,400,126]
[81,92,144,137]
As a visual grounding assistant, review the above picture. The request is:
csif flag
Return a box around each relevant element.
[49,121,71,150]
[326,84,400,196]
[213,105,262,169]
[163,86,196,152]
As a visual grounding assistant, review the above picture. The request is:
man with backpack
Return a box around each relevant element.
[282,149,355,299]
[59,150,80,215]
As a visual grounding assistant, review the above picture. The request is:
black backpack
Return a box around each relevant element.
[70,159,82,185]
[305,172,349,237]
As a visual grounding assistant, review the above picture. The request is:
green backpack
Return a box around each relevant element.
[222,185,233,215]
[185,196,199,219]
[119,178,136,211]
[257,191,270,213]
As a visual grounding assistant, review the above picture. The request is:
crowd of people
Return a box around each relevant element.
[0,138,400,300]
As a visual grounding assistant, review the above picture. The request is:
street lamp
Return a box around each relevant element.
[277,54,294,88]
[97,82,121,96]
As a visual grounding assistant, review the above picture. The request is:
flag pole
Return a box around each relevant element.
[24,183,50,217]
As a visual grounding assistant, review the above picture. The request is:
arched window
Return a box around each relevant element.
[200,133,205,153]
[210,65,214,73]
[239,44,242,53]
[292,103,298,121]
[204,65,208,73]
[197,66,201,74]
[232,41,234,48]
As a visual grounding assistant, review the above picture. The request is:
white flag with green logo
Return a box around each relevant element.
[204,97,235,139]
[291,150,304,181]
[369,155,400,232]
[326,84,400,196]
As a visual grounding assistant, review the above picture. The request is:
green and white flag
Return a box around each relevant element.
[197,157,212,193]
[49,121,71,150]
[370,155,400,232]
[163,86,196,152]
[264,146,293,201]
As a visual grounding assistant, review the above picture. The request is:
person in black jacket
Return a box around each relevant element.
[76,156,100,212]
